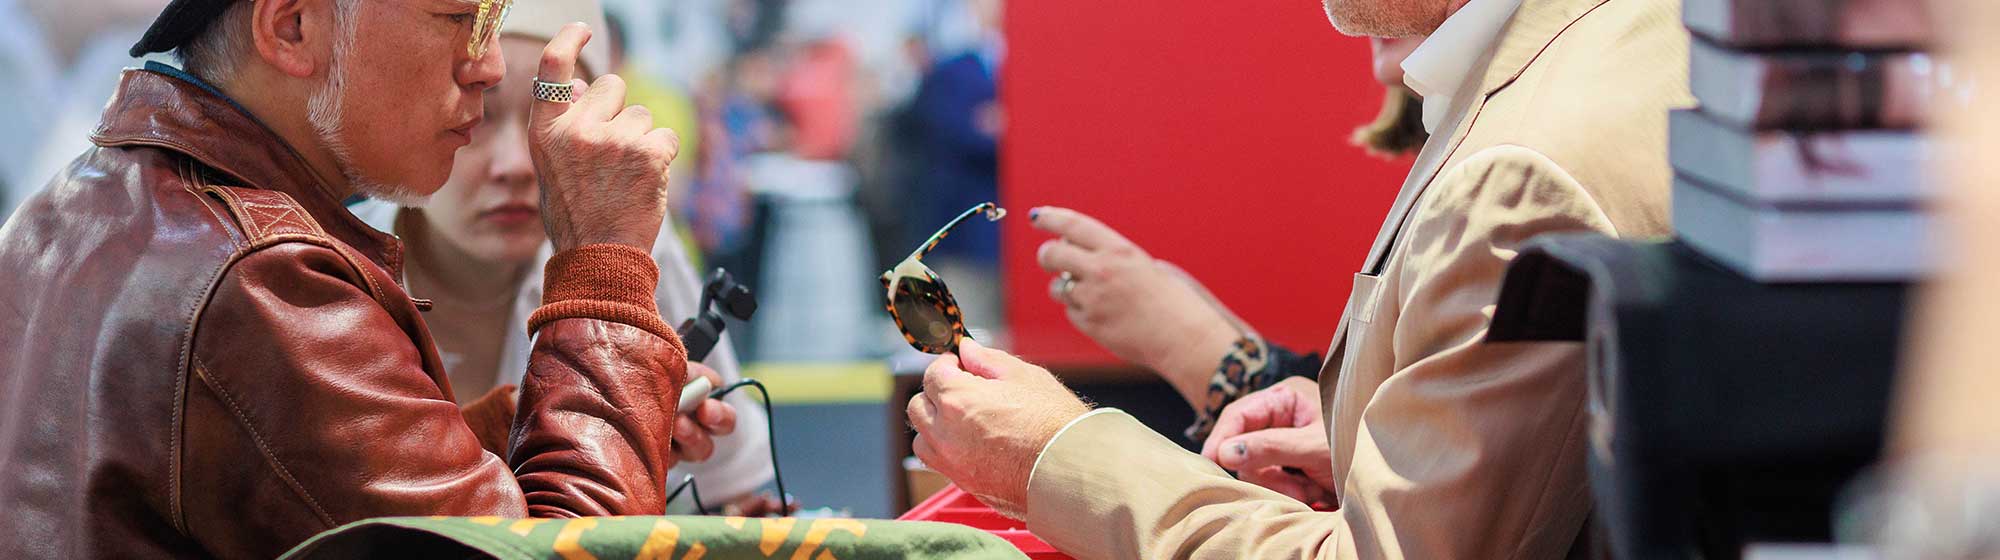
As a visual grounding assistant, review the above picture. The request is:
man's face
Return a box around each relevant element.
[320,0,504,201]
[418,37,548,265]
[1322,0,1449,38]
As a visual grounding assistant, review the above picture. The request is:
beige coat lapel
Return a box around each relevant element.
[1320,0,1613,377]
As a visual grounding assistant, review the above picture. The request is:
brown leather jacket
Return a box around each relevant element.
[0,68,690,558]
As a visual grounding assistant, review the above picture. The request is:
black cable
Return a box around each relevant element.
[665,474,708,515]
[709,378,788,514]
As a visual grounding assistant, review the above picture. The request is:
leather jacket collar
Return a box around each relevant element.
[88,64,403,274]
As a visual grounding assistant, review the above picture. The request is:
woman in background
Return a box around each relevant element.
[351,0,781,515]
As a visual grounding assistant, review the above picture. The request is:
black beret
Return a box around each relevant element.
[129,0,239,57]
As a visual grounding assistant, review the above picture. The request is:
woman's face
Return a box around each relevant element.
[419,37,556,265]
[1370,36,1424,90]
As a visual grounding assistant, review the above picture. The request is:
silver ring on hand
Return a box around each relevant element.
[1058,272,1079,308]
[532,78,574,103]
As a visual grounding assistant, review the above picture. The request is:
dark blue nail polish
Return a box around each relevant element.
[1029,208,1041,221]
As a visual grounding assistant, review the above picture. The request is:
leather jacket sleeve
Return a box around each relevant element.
[181,240,685,559]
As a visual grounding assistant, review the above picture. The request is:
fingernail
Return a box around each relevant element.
[1233,441,1248,458]
[1029,208,1041,221]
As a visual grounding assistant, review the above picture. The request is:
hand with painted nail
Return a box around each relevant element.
[1029,206,1247,407]
[1200,376,1336,506]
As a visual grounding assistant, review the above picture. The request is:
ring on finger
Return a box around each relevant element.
[1058,272,1080,308]
[532,78,574,103]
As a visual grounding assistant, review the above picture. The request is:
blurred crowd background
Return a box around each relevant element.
[0,0,1010,365]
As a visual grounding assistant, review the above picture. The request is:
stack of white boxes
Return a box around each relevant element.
[1671,0,1938,282]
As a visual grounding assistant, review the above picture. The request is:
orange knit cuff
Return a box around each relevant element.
[526,244,676,341]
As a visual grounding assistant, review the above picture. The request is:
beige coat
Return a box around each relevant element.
[1025,0,1694,557]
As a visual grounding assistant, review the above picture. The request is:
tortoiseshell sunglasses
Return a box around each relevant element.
[882,202,1006,354]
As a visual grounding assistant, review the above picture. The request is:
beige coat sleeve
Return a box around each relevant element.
[1024,146,1617,560]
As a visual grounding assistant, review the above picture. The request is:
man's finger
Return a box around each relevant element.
[673,414,715,463]
[646,127,682,161]
[1214,426,1329,474]
[1035,239,1092,275]
[531,23,592,124]
[1029,207,1132,251]
[955,339,1027,381]
[688,362,725,387]
[574,74,629,122]
[912,433,940,468]
[696,398,737,436]
[922,352,975,394]
[906,393,937,433]
[609,104,655,136]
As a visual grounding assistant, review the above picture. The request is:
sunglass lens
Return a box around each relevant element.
[892,276,960,352]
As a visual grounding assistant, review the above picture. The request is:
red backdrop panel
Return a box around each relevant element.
[1001,2,1409,367]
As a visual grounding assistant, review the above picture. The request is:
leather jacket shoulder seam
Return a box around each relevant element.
[237,233,392,308]
[172,160,244,535]
[189,360,339,530]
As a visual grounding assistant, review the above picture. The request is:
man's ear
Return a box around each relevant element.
[248,0,327,78]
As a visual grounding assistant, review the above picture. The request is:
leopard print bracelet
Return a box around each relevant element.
[1185,336,1276,443]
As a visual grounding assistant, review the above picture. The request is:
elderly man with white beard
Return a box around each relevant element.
[0,0,716,557]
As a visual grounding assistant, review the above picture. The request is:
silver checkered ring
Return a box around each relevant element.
[532,79,574,103]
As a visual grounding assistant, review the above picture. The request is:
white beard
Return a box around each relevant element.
[305,23,428,207]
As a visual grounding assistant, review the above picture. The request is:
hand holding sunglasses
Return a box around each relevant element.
[882,202,1007,354]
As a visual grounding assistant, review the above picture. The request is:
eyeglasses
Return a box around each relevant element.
[466,0,514,59]
[882,202,1006,354]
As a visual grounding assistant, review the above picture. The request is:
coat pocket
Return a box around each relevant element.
[1336,272,1384,376]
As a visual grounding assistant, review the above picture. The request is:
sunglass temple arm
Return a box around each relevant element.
[906,202,1007,262]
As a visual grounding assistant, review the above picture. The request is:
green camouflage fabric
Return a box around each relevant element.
[279,515,1028,560]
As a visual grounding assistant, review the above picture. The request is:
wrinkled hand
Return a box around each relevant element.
[529,23,681,252]
[670,363,737,464]
[1200,376,1336,505]
[906,339,1092,519]
[1031,207,1242,403]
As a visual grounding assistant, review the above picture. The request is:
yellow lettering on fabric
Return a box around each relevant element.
[467,516,504,526]
[682,542,708,560]
[633,519,683,560]
[553,518,601,560]
[758,518,799,556]
[722,516,748,530]
[509,518,551,536]
[791,519,868,560]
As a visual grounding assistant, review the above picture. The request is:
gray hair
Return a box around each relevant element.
[176,0,358,84]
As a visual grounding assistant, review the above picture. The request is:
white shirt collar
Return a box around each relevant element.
[1399,0,1525,134]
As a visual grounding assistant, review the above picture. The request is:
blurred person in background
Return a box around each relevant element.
[1869,0,2000,555]
[349,0,783,516]
[778,37,860,162]
[904,0,1696,555]
[0,0,718,555]
[906,0,1003,336]
[601,9,707,234]
[1026,37,1426,449]
[0,0,165,219]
